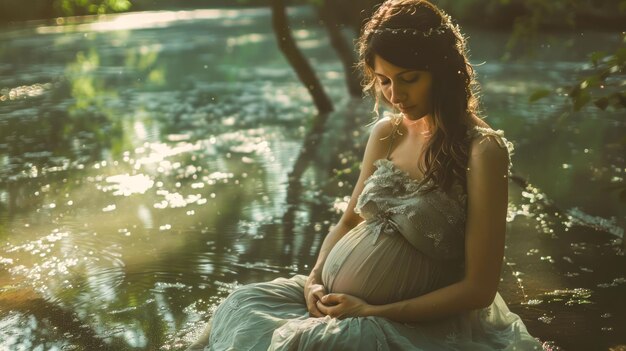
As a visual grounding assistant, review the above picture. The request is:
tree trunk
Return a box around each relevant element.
[319,0,362,97]
[270,0,333,114]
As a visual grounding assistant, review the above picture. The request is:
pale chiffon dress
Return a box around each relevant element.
[200,122,542,351]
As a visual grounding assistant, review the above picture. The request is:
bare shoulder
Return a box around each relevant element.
[470,134,508,160]
[468,129,510,172]
[369,115,399,140]
[357,115,401,164]
[468,118,509,159]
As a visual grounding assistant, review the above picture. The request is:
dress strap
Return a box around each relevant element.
[385,115,402,160]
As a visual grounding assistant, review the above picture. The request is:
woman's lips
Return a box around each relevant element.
[398,105,416,113]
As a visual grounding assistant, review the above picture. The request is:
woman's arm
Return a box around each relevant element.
[319,135,510,322]
[307,118,396,284]
[305,118,395,317]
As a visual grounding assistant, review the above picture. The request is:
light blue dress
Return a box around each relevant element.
[200,125,542,350]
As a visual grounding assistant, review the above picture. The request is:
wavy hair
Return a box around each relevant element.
[357,0,481,192]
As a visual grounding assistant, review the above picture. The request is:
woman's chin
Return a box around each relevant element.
[401,111,426,121]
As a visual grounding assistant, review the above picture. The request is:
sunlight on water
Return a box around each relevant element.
[541,288,594,306]
[0,83,52,101]
[0,5,623,351]
[565,207,624,238]
[36,9,268,34]
[0,228,126,306]
[507,179,625,245]
[102,174,155,196]
[134,141,204,168]
[597,277,626,289]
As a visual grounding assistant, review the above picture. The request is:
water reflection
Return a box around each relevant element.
[34,9,269,34]
[0,6,624,351]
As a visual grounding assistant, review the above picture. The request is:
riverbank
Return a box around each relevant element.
[1,0,625,31]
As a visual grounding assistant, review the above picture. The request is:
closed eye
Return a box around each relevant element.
[376,74,419,86]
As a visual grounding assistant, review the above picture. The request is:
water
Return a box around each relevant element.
[0,7,624,351]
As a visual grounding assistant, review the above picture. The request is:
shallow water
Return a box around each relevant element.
[0,7,624,351]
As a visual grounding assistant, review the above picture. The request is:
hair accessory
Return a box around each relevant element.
[365,23,448,37]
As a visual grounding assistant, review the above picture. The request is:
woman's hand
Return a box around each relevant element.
[304,282,328,318]
[316,293,371,319]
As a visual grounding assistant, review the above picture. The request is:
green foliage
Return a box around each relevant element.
[56,0,131,16]
[510,0,626,112]
[514,1,625,205]
[530,33,626,111]
[528,88,551,103]
[503,0,581,60]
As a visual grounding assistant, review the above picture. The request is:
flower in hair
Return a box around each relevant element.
[365,24,448,37]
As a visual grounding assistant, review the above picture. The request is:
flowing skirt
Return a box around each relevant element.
[195,274,542,351]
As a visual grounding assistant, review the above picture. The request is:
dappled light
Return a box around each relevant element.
[0,4,624,351]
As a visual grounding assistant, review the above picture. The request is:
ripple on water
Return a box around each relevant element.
[522,299,544,306]
[541,340,564,351]
[541,288,594,306]
[0,311,75,351]
[538,314,554,324]
[1,228,127,308]
[565,207,624,238]
[597,277,626,288]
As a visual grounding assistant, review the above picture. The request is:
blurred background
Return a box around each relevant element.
[0,0,624,350]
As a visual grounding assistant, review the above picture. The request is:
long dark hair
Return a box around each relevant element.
[357,0,481,192]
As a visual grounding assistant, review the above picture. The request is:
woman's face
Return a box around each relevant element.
[373,54,433,121]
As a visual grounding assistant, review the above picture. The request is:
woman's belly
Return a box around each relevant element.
[321,221,448,305]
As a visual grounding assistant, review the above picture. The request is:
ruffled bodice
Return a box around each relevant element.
[354,158,467,261]
[354,125,514,262]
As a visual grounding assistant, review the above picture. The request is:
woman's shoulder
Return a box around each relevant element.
[467,121,512,151]
[466,121,514,170]
[368,114,403,141]
[371,113,402,131]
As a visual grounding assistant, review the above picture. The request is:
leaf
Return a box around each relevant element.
[594,97,609,110]
[107,0,131,12]
[584,75,601,88]
[573,90,590,111]
[589,51,607,66]
[529,88,552,103]
[615,92,626,108]
[569,85,581,98]
[615,47,626,64]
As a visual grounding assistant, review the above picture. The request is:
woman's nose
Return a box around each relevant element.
[389,84,406,104]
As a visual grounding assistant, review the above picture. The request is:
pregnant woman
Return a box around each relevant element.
[194,0,542,349]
